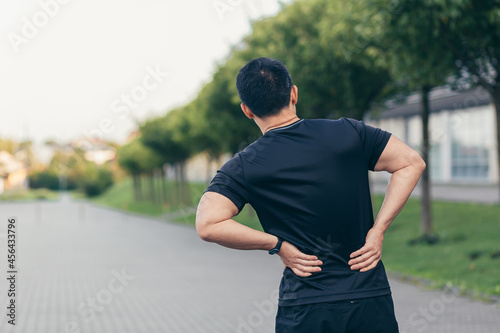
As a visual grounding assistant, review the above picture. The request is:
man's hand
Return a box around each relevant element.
[348,228,385,272]
[278,241,323,277]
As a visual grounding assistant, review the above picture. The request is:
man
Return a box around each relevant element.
[196,57,425,332]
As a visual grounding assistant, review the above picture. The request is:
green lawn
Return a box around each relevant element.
[375,196,500,299]
[91,177,208,217]
[0,188,60,201]
[92,178,500,298]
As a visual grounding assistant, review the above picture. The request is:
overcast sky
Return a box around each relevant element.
[0,0,290,148]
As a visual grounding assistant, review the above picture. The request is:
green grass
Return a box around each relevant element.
[91,177,208,217]
[374,196,500,299]
[0,188,60,201]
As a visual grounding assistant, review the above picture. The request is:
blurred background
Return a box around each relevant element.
[1,0,499,332]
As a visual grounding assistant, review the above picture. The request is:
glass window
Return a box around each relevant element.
[429,142,442,181]
[450,107,491,181]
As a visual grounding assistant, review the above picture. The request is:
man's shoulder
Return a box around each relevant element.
[302,117,353,130]
[218,153,244,176]
[300,118,360,137]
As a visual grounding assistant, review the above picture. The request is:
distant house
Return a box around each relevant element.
[0,150,28,194]
[70,138,117,165]
[183,152,231,183]
[365,86,498,185]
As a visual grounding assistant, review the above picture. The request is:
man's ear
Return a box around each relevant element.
[290,85,298,105]
[240,103,254,119]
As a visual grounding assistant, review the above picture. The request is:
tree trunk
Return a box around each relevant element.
[153,169,159,204]
[420,85,433,237]
[136,174,143,201]
[161,165,167,206]
[206,156,212,184]
[158,169,163,205]
[173,163,180,207]
[132,174,138,201]
[148,171,155,203]
[179,161,190,205]
[493,87,500,203]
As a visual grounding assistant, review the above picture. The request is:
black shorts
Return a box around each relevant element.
[275,294,399,333]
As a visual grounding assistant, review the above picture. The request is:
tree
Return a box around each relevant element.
[374,0,457,241]
[438,0,500,200]
[189,0,393,160]
[237,0,392,120]
[78,163,114,197]
[117,138,166,203]
[196,60,260,155]
[140,110,193,205]
[48,148,84,190]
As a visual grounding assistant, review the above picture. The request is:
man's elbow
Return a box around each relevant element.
[412,152,426,174]
[195,217,214,242]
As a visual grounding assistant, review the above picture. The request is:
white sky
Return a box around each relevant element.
[0,0,290,148]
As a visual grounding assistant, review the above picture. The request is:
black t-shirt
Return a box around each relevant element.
[205,117,392,306]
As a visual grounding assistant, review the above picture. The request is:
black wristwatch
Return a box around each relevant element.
[268,237,283,255]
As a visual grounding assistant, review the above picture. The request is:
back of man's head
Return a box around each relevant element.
[236,57,293,118]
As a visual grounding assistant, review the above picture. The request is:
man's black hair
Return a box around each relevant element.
[236,57,293,118]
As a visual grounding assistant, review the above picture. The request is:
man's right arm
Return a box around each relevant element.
[349,135,426,272]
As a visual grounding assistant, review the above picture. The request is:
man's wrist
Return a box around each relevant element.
[268,236,283,255]
[265,235,278,250]
[372,222,389,235]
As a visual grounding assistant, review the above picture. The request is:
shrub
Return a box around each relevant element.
[29,170,60,190]
[78,164,114,197]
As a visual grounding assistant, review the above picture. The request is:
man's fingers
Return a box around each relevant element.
[292,268,312,277]
[279,241,323,276]
[295,252,318,261]
[291,264,321,277]
[348,251,373,266]
[297,258,323,266]
[292,250,318,261]
[350,245,370,259]
[360,260,379,272]
[358,257,380,272]
[282,241,318,260]
[295,263,321,273]
[288,263,321,275]
[350,254,380,271]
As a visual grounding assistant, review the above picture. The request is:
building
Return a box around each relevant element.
[0,150,28,194]
[183,152,231,183]
[366,86,498,185]
[70,138,117,165]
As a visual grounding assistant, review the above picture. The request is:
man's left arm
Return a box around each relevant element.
[348,135,426,272]
[196,191,323,277]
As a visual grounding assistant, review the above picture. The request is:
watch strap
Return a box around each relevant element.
[268,237,283,255]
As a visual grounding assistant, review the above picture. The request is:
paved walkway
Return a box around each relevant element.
[0,195,498,332]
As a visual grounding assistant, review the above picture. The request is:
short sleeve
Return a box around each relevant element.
[344,118,392,171]
[205,154,249,213]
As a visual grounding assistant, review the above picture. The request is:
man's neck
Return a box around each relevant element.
[257,110,300,134]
